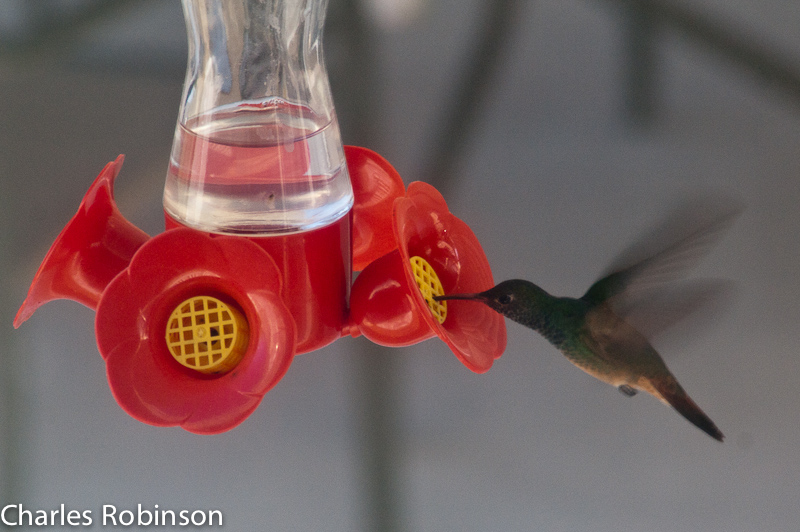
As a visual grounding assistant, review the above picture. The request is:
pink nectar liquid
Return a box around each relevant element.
[163,100,353,234]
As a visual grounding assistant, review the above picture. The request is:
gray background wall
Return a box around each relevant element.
[2,0,799,530]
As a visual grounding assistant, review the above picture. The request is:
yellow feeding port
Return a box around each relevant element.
[410,256,447,324]
[165,296,249,374]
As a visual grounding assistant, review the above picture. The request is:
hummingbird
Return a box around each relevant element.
[435,198,741,441]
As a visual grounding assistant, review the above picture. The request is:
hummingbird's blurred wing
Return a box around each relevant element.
[613,279,736,340]
[580,195,742,308]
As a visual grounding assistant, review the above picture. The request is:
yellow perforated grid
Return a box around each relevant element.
[165,296,249,374]
[410,256,447,324]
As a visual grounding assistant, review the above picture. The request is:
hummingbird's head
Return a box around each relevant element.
[434,279,544,320]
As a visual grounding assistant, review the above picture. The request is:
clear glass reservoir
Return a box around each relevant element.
[164,0,353,235]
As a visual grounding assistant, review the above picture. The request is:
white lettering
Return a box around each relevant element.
[0,505,93,527]
[1,504,17,526]
[18,506,32,526]
[2,503,221,527]
[137,504,152,526]
[118,509,134,526]
[34,510,48,526]
[103,504,117,525]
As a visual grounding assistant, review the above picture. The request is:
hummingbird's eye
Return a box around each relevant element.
[498,294,513,305]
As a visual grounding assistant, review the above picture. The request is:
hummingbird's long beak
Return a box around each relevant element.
[433,293,485,302]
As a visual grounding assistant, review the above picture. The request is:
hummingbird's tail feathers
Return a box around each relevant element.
[650,375,724,442]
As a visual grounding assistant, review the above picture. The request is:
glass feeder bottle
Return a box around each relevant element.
[163,0,353,235]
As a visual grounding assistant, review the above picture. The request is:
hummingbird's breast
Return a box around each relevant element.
[572,305,670,386]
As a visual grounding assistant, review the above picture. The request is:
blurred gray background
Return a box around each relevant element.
[2,0,800,530]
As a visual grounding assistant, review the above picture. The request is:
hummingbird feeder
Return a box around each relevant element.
[13,0,507,433]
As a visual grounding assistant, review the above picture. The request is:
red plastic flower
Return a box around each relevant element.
[350,182,506,373]
[14,155,148,327]
[95,228,296,434]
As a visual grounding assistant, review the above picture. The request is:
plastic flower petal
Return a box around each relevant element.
[14,155,148,327]
[95,228,296,434]
[347,145,406,271]
[350,181,506,373]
